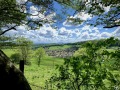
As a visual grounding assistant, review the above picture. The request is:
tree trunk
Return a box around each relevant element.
[0,50,32,90]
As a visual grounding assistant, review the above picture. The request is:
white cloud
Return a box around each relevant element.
[3,23,114,44]
[4,24,81,43]
[45,12,56,21]
[58,27,81,38]
[63,12,92,27]
[81,25,100,35]
[4,30,18,37]
[74,12,92,21]
[4,25,26,36]
[80,31,90,39]
[63,20,73,27]
[81,25,92,32]
[100,32,111,38]
[58,27,71,36]
[63,19,80,27]
[38,24,58,38]
[67,12,92,21]
[112,27,120,38]
[16,0,27,4]
[30,11,56,23]
[27,3,56,24]
[103,6,110,12]
[29,6,38,15]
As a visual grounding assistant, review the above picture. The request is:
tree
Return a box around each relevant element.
[23,0,120,28]
[45,37,120,90]
[54,0,120,28]
[0,0,26,26]
[35,47,45,66]
[16,37,33,65]
[0,0,26,35]
[0,35,15,49]
[1,0,119,37]
[0,0,54,36]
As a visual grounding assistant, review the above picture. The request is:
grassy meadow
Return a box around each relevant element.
[2,48,64,90]
[2,43,120,90]
[47,45,72,50]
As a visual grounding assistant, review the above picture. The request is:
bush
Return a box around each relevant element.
[10,53,21,64]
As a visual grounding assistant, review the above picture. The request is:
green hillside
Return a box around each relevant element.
[1,38,120,89]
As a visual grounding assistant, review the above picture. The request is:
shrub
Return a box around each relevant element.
[10,53,21,64]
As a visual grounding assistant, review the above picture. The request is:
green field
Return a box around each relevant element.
[2,48,64,89]
[48,45,72,50]
[2,45,120,90]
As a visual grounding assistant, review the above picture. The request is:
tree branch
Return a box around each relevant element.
[103,24,120,28]
[109,13,120,21]
[0,25,16,36]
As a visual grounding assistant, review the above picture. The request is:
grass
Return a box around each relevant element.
[48,45,72,50]
[2,47,120,90]
[2,48,64,89]
[24,65,57,89]
[24,55,64,89]
[2,48,16,57]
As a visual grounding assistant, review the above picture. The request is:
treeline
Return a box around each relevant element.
[34,38,120,50]
[1,35,120,49]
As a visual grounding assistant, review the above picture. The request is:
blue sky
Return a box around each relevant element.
[4,0,120,44]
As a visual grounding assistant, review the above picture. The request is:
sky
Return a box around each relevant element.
[4,0,120,44]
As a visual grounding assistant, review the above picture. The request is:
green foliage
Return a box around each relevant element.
[55,0,120,28]
[0,0,52,35]
[0,0,26,27]
[74,47,86,57]
[35,47,46,66]
[45,37,120,90]
[110,49,120,70]
[16,37,33,64]
[10,53,21,64]
[30,0,53,8]
[0,36,13,49]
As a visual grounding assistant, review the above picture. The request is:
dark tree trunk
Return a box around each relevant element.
[0,50,32,90]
